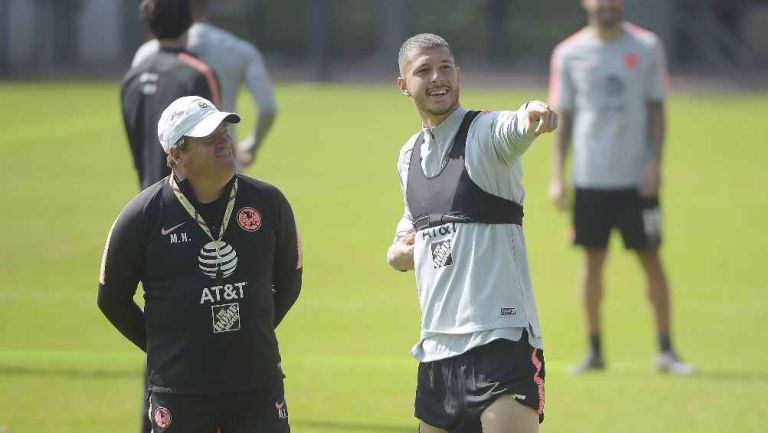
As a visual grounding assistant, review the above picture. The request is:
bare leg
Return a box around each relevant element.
[418,421,448,433]
[568,248,608,374]
[636,248,670,335]
[582,248,607,338]
[636,249,696,374]
[480,395,539,433]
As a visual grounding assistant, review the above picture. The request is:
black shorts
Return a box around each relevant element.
[147,382,289,433]
[415,335,546,432]
[573,188,662,250]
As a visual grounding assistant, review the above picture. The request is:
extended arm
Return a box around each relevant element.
[486,101,559,164]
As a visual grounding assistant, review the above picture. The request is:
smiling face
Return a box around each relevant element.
[176,122,236,178]
[397,46,461,127]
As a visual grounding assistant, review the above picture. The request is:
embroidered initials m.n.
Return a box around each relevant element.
[170,233,190,244]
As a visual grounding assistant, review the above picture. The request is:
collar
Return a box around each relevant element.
[159,46,187,54]
[173,173,237,206]
[422,105,468,143]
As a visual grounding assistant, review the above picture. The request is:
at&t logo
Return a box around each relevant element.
[198,240,238,278]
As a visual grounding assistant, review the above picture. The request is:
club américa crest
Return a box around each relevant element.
[154,407,172,429]
[237,207,262,232]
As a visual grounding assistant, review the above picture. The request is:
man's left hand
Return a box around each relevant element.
[523,101,558,137]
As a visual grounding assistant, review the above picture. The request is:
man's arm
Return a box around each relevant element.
[640,101,665,197]
[97,202,146,351]
[485,101,559,164]
[547,43,575,209]
[238,46,278,167]
[549,110,572,209]
[272,190,303,328]
[640,36,669,198]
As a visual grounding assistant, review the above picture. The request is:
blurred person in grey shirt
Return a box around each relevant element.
[548,0,696,375]
[133,0,277,167]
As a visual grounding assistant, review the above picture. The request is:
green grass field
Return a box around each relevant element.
[1,81,767,433]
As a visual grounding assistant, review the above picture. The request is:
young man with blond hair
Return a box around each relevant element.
[388,33,558,433]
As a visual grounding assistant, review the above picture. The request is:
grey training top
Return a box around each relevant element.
[395,105,544,362]
[549,22,668,189]
[132,22,277,141]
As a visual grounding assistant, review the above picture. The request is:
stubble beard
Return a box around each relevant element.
[421,91,460,118]
[596,8,622,29]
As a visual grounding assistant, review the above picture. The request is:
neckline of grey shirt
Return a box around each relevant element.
[419,105,469,178]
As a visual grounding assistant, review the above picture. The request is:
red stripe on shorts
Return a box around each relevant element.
[531,348,545,414]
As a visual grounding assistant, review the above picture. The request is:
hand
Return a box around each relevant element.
[238,148,255,167]
[548,177,568,210]
[237,135,257,167]
[387,232,415,271]
[523,101,558,137]
[639,159,661,197]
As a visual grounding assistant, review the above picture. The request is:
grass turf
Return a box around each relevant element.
[0,81,767,432]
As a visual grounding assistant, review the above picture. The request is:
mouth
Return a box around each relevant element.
[427,86,450,97]
[214,149,233,159]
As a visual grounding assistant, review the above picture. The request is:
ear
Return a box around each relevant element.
[169,148,184,167]
[396,76,410,97]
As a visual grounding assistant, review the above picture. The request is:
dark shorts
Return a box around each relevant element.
[147,382,289,433]
[415,335,546,432]
[573,188,662,250]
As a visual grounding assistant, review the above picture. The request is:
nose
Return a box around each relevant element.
[430,69,442,83]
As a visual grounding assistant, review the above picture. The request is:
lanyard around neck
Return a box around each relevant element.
[169,175,238,243]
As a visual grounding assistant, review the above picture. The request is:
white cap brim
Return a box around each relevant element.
[184,111,241,139]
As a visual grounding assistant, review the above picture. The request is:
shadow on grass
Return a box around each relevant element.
[0,365,139,379]
[694,370,768,382]
[293,419,413,432]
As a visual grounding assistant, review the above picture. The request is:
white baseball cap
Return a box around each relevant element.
[157,96,240,153]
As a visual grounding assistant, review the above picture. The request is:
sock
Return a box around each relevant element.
[589,333,602,357]
[659,333,673,353]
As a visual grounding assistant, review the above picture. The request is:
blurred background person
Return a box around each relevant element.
[121,0,220,190]
[548,0,696,375]
[132,0,278,168]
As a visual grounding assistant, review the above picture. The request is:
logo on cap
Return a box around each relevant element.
[198,101,208,108]
[237,207,262,232]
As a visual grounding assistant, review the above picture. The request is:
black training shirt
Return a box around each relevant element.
[120,47,221,190]
[98,173,302,393]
